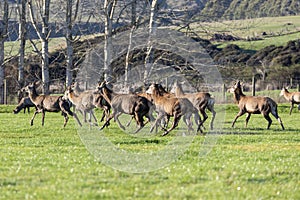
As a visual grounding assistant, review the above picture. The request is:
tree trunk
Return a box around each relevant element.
[103,0,116,82]
[42,0,50,94]
[131,0,137,27]
[41,39,50,94]
[28,0,51,94]
[18,0,27,90]
[125,26,135,88]
[143,0,158,84]
[65,0,74,87]
[0,0,9,104]
[0,40,5,104]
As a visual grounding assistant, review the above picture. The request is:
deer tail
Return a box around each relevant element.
[268,98,279,118]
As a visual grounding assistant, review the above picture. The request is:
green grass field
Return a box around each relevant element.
[0,104,299,199]
[192,15,300,51]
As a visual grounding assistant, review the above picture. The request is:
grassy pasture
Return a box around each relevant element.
[193,15,300,51]
[0,104,299,200]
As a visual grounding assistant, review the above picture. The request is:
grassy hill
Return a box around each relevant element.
[192,15,300,50]
[167,0,300,20]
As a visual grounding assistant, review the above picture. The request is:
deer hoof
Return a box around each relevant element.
[161,131,169,136]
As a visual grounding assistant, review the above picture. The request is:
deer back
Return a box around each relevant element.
[41,95,63,112]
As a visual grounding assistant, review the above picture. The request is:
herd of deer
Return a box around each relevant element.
[13,80,300,135]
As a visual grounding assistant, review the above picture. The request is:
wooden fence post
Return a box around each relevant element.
[3,79,7,105]
[252,75,256,96]
[222,83,226,103]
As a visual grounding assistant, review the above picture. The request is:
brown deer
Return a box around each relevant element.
[171,81,216,130]
[24,82,82,127]
[96,81,154,133]
[70,82,111,123]
[125,92,156,128]
[228,81,284,130]
[64,86,98,125]
[13,97,36,114]
[146,83,202,136]
[280,87,300,115]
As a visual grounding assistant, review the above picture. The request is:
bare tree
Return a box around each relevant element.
[65,0,80,87]
[103,0,117,82]
[28,0,51,94]
[143,0,159,84]
[131,0,137,26]
[17,0,27,90]
[0,0,9,104]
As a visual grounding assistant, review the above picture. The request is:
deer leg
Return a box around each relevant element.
[193,112,203,133]
[41,110,45,126]
[289,102,294,115]
[232,110,246,128]
[126,116,134,127]
[270,110,285,130]
[245,113,251,128]
[103,108,111,126]
[99,113,114,130]
[163,113,182,136]
[100,110,106,122]
[150,113,164,133]
[162,115,170,129]
[72,112,82,127]
[62,112,69,127]
[198,109,208,128]
[183,113,193,132]
[134,112,145,133]
[83,111,87,123]
[114,112,125,130]
[262,113,272,129]
[277,117,285,130]
[90,110,98,126]
[208,106,216,130]
[30,110,39,126]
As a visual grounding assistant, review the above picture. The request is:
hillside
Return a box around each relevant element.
[7,0,300,22]
[166,0,300,20]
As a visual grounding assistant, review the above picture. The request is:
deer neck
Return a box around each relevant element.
[68,92,81,104]
[233,88,245,104]
[283,90,293,100]
[175,85,185,96]
[28,87,39,102]
[150,89,163,103]
[101,88,116,105]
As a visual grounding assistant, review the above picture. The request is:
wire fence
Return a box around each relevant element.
[1,77,300,105]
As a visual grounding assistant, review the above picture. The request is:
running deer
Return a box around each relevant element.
[13,97,36,114]
[154,83,202,131]
[70,82,111,123]
[64,86,98,125]
[228,81,284,130]
[96,81,154,133]
[171,81,216,130]
[280,87,300,115]
[24,82,82,127]
[146,83,202,136]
